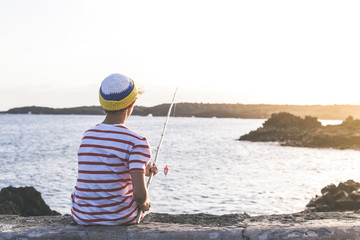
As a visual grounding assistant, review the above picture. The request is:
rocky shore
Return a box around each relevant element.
[239,112,360,150]
[305,180,360,212]
[2,211,360,239]
[2,182,360,239]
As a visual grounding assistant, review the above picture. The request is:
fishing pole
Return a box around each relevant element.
[135,88,178,224]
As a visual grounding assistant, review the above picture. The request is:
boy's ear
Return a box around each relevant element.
[129,100,136,108]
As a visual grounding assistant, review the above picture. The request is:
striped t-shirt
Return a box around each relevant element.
[71,123,151,225]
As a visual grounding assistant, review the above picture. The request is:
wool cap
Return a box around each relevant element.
[99,73,138,111]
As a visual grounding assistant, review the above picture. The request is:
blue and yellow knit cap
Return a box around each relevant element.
[99,73,138,111]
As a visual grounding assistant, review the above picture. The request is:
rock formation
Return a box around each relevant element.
[305,180,360,212]
[0,186,60,216]
[239,112,360,150]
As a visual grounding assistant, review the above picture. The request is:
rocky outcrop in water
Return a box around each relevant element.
[0,186,60,216]
[239,112,360,150]
[305,180,360,212]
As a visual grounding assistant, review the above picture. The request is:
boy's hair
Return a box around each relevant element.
[104,107,128,114]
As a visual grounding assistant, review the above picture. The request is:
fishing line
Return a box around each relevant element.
[172,102,177,117]
[164,101,177,174]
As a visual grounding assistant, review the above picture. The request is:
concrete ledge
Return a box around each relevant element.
[1,211,360,239]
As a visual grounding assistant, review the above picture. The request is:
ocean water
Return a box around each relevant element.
[0,114,359,216]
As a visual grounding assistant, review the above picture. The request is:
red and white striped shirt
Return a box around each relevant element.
[71,123,151,225]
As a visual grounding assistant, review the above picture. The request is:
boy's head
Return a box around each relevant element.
[99,73,138,113]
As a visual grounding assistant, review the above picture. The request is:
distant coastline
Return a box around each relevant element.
[3,103,360,120]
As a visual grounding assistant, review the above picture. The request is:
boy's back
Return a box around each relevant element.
[71,123,151,225]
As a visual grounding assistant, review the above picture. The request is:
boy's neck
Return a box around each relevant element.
[102,111,128,125]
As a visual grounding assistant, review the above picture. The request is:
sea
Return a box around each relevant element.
[1,114,359,216]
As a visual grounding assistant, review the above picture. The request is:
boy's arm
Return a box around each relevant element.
[131,172,151,211]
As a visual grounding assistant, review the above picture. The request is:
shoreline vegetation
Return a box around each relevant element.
[239,112,360,150]
[3,103,360,120]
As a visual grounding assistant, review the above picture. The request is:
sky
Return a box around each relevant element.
[0,0,359,111]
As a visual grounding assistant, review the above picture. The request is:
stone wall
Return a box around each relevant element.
[2,212,360,240]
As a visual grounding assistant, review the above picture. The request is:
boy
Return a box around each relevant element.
[71,73,157,225]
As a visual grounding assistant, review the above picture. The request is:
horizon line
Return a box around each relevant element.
[4,102,360,112]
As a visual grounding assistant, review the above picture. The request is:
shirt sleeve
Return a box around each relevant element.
[128,137,151,173]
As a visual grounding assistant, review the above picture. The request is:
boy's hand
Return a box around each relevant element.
[139,201,151,211]
[145,162,158,177]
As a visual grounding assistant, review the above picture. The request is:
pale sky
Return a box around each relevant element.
[0,0,359,111]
